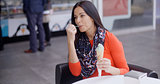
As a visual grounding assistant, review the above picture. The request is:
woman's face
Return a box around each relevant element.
[74,6,95,32]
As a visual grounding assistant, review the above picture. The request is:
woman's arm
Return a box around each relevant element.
[108,32,129,75]
[66,24,79,63]
[67,40,79,63]
[66,24,81,76]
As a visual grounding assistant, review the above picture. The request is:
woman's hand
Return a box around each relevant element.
[97,58,120,75]
[97,58,111,71]
[66,24,77,43]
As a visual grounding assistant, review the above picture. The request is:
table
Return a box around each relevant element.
[73,75,160,84]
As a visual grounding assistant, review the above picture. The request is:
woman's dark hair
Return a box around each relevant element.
[71,1,107,44]
[71,1,105,29]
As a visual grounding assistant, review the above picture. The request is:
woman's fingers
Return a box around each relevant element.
[97,58,111,65]
[66,24,77,34]
[97,58,111,70]
[66,24,77,42]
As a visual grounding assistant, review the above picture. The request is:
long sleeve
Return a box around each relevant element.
[107,32,129,75]
[69,61,81,76]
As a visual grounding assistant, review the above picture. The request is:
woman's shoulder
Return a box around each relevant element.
[105,31,114,39]
[105,30,121,43]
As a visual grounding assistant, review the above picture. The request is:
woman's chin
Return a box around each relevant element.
[80,30,85,32]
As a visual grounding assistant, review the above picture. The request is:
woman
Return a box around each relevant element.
[66,1,129,78]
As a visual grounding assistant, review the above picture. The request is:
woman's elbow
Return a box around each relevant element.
[71,70,81,76]
[119,67,129,75]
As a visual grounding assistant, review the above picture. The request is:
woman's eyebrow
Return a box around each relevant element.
[74,12,85,17]
[79,12,85,15]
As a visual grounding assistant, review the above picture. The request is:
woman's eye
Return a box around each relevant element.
[74,16,77,19]
[81,15,85,17]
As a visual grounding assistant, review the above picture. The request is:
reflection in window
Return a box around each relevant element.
[51,0,81,12]
[0,0,81,18]
[112,0,153,30]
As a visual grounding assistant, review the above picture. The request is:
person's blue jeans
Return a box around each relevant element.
[26,11,45,52]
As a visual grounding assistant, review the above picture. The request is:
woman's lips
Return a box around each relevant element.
[79,25,83,28]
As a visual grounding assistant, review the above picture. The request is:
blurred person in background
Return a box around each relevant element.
[23,0,46,53]
[43,0,52,46]
[0,27,4,51]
